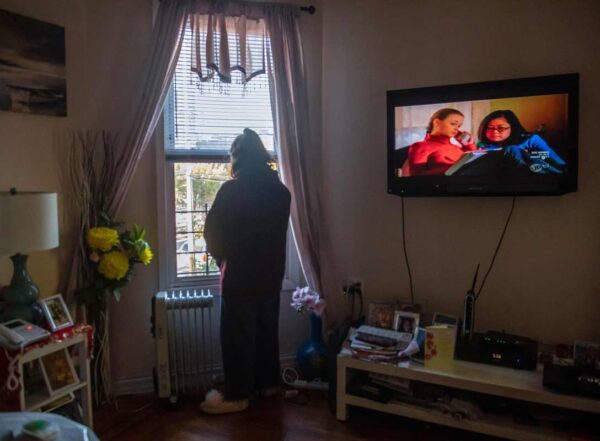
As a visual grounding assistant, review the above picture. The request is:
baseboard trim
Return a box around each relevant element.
[113,352,298,396]
[113,376,155,396]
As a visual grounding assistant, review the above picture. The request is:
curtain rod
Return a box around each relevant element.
[300,5,316,14]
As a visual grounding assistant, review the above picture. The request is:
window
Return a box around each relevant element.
[159,20,298,288]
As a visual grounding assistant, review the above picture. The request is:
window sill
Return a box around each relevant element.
[165,276,298,296]
[168,275,220,290]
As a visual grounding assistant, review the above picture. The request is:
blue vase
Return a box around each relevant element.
[2,254,43,323]
[297,313,328,380]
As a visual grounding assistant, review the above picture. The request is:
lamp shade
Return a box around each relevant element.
[0,191,59,255]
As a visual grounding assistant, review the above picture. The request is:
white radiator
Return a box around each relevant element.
[152,289,215,402]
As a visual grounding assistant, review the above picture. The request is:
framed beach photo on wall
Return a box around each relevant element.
[41,294,73,332]
[0,9,67,116]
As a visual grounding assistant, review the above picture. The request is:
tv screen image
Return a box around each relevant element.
[387,74,578,197]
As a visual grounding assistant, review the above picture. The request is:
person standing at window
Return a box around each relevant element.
[201,128,291,414]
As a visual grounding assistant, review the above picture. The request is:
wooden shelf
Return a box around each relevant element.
[14,331,93,429]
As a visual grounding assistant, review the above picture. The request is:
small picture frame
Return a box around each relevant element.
[432,312,459,327]
[573,341,599,368]
[41,294,73,332]
[40,349,78,396]
[393,310,420,335]
[367,302,395,329]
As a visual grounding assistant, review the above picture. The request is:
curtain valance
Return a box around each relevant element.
[189,0,299,84]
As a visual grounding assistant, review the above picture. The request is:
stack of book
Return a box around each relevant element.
[350,325,413,362]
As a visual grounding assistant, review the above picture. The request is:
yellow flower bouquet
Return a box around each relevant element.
[77,215,153,303]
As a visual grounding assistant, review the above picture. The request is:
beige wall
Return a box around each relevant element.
[0,0,87,296]
[321,0,600,344]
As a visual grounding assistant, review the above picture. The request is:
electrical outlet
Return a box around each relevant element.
[350,277,363,292]
[344,278,363,297]
[344,278,365,326]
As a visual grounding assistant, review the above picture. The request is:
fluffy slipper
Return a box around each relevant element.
[200,389,249,415]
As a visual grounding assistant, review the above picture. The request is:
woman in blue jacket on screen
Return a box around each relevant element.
[477,110,566,174]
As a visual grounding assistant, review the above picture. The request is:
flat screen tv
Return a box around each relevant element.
[387,73,578,197]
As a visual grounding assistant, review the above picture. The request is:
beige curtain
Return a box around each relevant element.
[108,0,190,216]
[189,9,267,83]
[64,0,189,300]
[263,5,343,328]
[186,1,343,327]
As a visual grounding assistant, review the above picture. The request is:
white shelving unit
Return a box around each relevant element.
[337,353,600,441]
[16,333,93,429]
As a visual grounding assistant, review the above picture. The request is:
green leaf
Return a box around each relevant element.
[122,238,136,249]
[112,289,121,302]
[131,224,146,242]
[98,212,112,227]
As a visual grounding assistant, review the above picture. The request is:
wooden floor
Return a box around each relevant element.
[94,391,496,441]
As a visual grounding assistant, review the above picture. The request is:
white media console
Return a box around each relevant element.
[336,353,600,440]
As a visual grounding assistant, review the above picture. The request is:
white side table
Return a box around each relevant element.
[7,330,93,429]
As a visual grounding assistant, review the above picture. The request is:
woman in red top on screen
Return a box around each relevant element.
[404,108,477,176]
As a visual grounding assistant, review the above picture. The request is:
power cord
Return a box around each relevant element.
[476,196,517,300]
[281,367,311,405]
[401,195,415,303]
[281,367,328,390]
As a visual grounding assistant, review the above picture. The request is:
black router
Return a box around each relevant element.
[456,330,538,370]
[456,264,538,370]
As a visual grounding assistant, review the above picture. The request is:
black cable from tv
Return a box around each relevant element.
[401,195,415,303]
[475,196,517,301]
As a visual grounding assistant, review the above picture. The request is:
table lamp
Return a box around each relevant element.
[0,189,59,323]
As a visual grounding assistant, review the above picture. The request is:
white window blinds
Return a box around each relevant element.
[165,20,275,154]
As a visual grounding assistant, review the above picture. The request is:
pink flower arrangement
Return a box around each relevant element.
[291,286,326,316]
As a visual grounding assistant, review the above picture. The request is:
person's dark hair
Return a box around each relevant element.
[230,128,273,176]
[478,110,529,146]
[427,108,464,133]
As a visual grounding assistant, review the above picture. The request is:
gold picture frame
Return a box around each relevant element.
[40,348,78,396]
[367,302,395,329]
